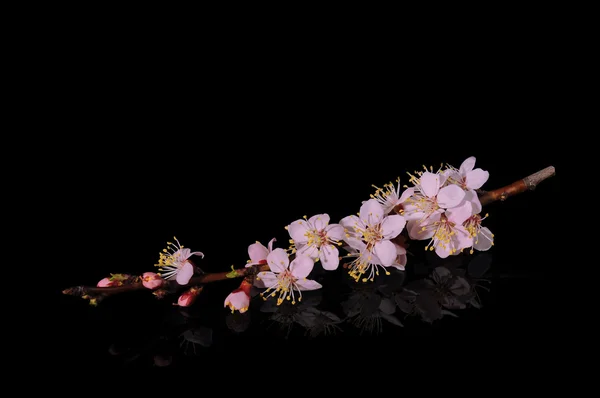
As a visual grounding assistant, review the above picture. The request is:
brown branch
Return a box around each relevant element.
[62,264,270,301]
[478,166,555,206]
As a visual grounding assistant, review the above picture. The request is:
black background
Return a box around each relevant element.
[33,24,567,375]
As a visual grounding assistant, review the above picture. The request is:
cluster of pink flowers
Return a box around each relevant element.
[96,157,494,314]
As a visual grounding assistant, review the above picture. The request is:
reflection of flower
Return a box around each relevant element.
[258,249,322,305]
[224,280,252,313]
[156,237,204,285]
[341,199,406,282]
[288,214,345,270]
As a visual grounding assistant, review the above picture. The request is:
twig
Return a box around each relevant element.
[479,166,555,206]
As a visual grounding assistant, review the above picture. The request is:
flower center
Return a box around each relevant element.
[305,229,328,247]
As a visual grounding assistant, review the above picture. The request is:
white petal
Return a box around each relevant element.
[308,214,330,231]
[319,245,339,270]
[289,255,314,278]
[474,227,493,251]
[297,244,319,259]
[437,185,466,209]
[325,224,345,241]
[446,201,472,225]
[255,271,277,288]
[266,248,289,273]
[380,215,406,239]
[459,156,476,175]
[374,240,396,266]
[176,262,194,285]
[288,220,309,244]
[420,172,440,198]
[295,279,322,291]
[359,199,384,226]
[466,169,489,190]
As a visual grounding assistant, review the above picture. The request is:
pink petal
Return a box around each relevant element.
[459,156,476,175]
[176,262,194,285]
[359,199,384,226]
[267,238,276,252]
[340,215,361,231]
[373,240,396,266]
[446,201,472,225]
[395,244,407,255]
[398,187,414,203]
[454,226,474,251]
[266,248,289,273]
[325,224,344,240]
[419,172,440,198]
[319,244,339,270]
[295,279,322,291]
[224,291,250,310]
[96,278,112,287]
[288,220,309,244]
[248,241,269,263]
[391,254,407,270]
[289,255,314,278]
[178,248,191,260]
[297,244,319,259]
[344,236,366,251]
[255,271,277,288]
[189,251,204,258]
[474,227,493,251]
[435,243,451,258]
[437,185,465,209]
[403,207,425,221]
[466,169,489,190]
[308,214,330,231]
[380,215,406,239]
[464,189,482,214]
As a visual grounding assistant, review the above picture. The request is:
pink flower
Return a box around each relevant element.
[340,199,406,281]
[287,214,345,270]
[370,177,415,215]
[257,248,322,305]
[463,212,494,253]
[444,156,489,191]
[402,171,466,223]
[224,280,252,313]
[97,278,119,287]
[141,272,164,289]
[156,237,204,285]
[177,287,202,307]
[245,238,276,267]
[409,201,474,258]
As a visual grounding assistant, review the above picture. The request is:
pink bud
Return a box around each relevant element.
[142,272,164,289]
[97,278,117,287]
[177,287,202,307]
[224,280,252,313]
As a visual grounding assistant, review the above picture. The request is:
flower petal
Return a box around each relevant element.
[437,185,466,209]
[435,243,452,258]
[359,199,384,226]
[474,227,493,251]
[288,220,310,244]
[391,253,407,270]
[308,214,329,231]
[374,240,397,266]
[395,244,407,255]
[289,255,314,278]
[344,236,366,251]
[325,223,344,241]
[398,187,414,204]
[464,189,482,214]
[319,244,339,270]
[255,271,277,288]
[454,226,474,251]
[266,248,289,273]
[459,156,476,175]
[466,169,489,190]
[176,262,194,285]
[419,172,440,198]
[297,243,319,259]
[381,214,406,239]
[248,241,269,263]
[295,279,322,291]
[267,238,276,252]
[446,201,472,225]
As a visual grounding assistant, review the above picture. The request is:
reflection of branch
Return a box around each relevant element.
[479,166,555,206]
[62,264,269,300]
